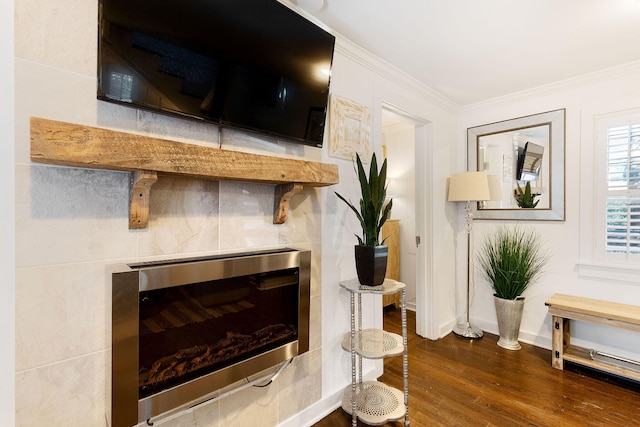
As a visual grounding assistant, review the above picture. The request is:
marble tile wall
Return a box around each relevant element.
[14,0,325,425]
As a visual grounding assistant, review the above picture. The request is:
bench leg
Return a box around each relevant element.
[551,316,569,369]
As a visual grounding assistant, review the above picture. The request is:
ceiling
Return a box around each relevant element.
[296,0,640,106]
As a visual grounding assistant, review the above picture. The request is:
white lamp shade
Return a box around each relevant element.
[487,174,502,201]
[447,171,491,202]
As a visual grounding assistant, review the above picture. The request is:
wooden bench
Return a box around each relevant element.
[545,293,640,382]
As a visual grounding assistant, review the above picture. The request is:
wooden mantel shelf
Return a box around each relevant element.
[30,117,339,228]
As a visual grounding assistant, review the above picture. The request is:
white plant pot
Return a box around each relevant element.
[493,295,525,350]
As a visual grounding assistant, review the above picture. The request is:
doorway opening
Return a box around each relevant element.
[381,106,434,338]
[381,111,417,310]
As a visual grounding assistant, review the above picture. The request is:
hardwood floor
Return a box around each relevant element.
[313,308,640,427]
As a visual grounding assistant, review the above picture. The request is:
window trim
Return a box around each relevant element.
[579,107,640,282]
[576,261,640,285]
[595,111,640,262]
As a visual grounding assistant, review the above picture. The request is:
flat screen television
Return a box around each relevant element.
[98,0,335,147]
[516,141,544,181]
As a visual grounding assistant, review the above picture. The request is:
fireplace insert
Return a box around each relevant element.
[110,248,310,427]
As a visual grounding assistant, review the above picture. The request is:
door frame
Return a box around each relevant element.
[381,103,436,339]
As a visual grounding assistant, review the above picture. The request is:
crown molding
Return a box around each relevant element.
[334,36,459,113]
[279,1,458,112]
[461,60,640,112]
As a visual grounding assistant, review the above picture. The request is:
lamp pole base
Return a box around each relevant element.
[453,322,483,339]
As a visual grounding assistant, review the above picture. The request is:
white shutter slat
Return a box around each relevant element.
[605,119,640,256]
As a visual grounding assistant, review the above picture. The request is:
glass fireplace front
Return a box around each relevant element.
[111,248,310,427]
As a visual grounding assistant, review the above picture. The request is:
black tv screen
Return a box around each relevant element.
[98,0,335,147]
[516,141,544,181]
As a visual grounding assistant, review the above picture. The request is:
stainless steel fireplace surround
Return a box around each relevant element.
[111,248,311,427]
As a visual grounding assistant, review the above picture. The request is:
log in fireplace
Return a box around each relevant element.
[110,248,311,427]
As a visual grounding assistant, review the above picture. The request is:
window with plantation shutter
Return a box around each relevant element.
[578,109,640,282]
[605,122,640,256]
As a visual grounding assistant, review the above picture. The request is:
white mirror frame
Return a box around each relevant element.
[467,109,566,221]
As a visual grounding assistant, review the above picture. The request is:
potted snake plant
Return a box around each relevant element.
[335,153,393,287]
[514,181,539,208]
[478,226,548,349]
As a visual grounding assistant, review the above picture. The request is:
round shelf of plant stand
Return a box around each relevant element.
[341,329,404,359]
[339,278,405,295]
[341,380,407,425]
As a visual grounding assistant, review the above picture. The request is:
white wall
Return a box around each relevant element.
[11,1,639,425]
[312,37,460,422]
[10,1,461,426]
[1,0,16,425]
[459,62,640,359]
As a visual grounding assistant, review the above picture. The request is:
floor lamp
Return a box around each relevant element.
[447,171,491,339]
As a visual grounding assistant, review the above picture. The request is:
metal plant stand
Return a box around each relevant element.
[340,278,409,426]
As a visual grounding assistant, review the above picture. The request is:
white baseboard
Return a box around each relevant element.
[473,318,552,350]
[276,366,380,427]
[438,318,457,339]
[276,388,343,427]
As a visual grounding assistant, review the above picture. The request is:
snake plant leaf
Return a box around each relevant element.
[515,182,539,208]
[335,153,392,246]
[335,192,364,225]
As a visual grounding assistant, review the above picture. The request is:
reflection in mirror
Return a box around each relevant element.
[468,109,565,221]
[478,124,549,209]
[518,141,544,181]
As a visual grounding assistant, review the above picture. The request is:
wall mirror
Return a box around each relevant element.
[467,109,565,220]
